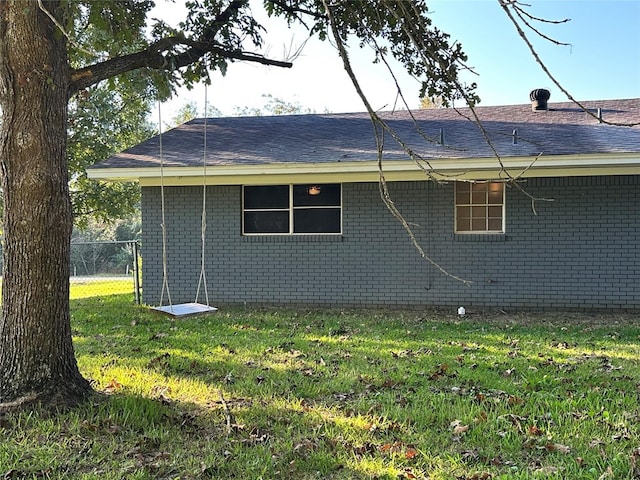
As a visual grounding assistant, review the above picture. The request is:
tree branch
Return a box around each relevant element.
[70,38,292,93]
[498,0,639,127]
[266,0,326,24]
[68,0,293,95]
[320,0,471,286]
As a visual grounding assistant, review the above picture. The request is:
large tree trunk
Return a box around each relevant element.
[0,1,92,409]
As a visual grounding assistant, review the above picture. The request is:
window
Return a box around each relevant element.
[243,184,341,235]
[455,181,504,233]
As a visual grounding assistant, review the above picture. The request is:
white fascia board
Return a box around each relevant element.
[86,153,640,186]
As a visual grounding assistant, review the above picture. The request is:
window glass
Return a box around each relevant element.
[471,206,486,218]
[487,218,503,231]
[243,184,341,235]
[455,183,470,204]
[456,217,471,232]
[243,185,289,209]
[488,189,503,205]
[293,184,341,207]
[488,206,502,218]
[457,206,471,219]
[294,208,341,233]
[472,218,486,231]
[243,211,289,233]
[472,191,487,204]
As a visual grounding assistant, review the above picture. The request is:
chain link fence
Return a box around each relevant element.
[0,240,142,304]
[70,240,141,303]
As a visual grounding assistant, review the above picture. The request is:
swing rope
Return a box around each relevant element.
[158,102,173,309]
[195,84,210,306]
[155,87,215,316]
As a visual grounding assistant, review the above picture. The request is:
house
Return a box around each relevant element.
[88,95,640,310]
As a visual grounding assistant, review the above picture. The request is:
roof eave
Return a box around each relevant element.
[86,153,640,186]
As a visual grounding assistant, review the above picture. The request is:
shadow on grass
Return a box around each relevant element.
[63,296,456,478]
[1,387,399,479]
[25,295,637,479]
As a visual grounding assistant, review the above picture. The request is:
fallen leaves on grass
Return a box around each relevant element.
[293,438,319,456]
[398,468,419,479]
[379,441,415,458]
[545,442,571,454]
[391,347,433,358]
[3,468,54,479]
[150,385,172,404]
[631,447,640,477]
[597,466,614,479]
[527,425,544,437]
[498,413,528,434]
[103,378,123,394]
[149,332,168,340]
[465,473,492,480]
[147,352,170,369]
[450,419,470,441]
[450,420,469,433]
[533,465,560,475]
[428,363,453,381]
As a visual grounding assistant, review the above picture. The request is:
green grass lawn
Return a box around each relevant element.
[0,278,136,302]
[1,295,639,479]
[70,278,136,299]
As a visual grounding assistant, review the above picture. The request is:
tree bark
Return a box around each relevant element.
[0,1,92,409]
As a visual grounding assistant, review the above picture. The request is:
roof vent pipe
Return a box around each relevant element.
[597,108,603,123]
[530,89,550,111]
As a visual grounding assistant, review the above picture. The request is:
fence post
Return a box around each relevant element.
[132,241,141,305]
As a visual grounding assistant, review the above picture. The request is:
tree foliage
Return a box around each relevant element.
[68,76,153,228]
[67,0,476,106]
[233,93,314,116]
[65,2,166,227]
[266,0,478,106]
[168,101,224,128]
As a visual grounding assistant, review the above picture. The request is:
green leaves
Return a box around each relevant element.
[66,0,477,106]
[68,72,153,226]
[69,0,154,66]
[265,0,479,106]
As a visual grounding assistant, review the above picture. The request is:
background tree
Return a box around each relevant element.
[419,95,445,109]
[71,216,141,276]
[68,76,154,229]
[0,0,475,411]
[233,93,314,116]
[168,101,223,128]
[0,74,153,230]
[67,0,172,227]
[170,101,200,126]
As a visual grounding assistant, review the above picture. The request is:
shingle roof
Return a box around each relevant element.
[92,98,640,172]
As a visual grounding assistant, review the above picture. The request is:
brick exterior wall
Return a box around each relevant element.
[141,175,639,310]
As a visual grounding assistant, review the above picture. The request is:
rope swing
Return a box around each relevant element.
[152,85,218,317]
[195,85,210,307]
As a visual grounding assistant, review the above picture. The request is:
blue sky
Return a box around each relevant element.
[428,0,640,105]
[156,0,640,118]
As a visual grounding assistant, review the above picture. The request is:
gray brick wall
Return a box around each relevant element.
[141,175,639,310]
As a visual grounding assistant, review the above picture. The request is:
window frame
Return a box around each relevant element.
[242,184,342,236]
[454,181,505,234]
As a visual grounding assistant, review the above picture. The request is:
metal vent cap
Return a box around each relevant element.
[530,89,551,111]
